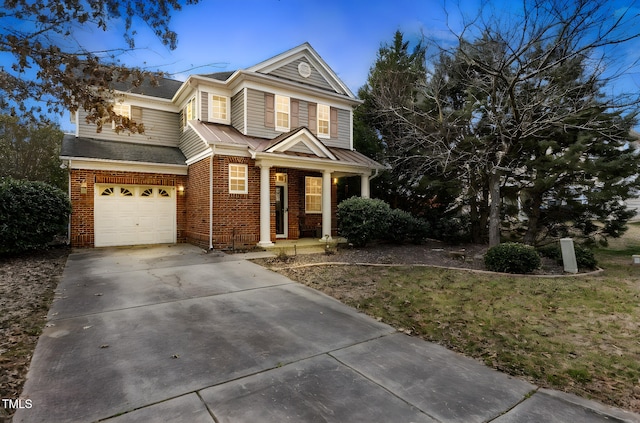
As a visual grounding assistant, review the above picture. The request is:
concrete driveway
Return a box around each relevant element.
[14,244,640,422]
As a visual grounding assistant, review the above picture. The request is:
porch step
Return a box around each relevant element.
[266,237,346,257]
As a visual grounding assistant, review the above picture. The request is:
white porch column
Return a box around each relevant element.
[321,169,332,240]
[360,173,370,198]
[257,164,274,247]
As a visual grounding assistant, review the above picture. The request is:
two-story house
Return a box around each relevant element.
[60,43,384,249]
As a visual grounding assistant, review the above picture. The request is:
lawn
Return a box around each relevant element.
[269,223,640,413]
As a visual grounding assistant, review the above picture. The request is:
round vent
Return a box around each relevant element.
[298,62,311,78]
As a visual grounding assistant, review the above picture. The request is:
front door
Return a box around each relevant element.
[275,185,288,238]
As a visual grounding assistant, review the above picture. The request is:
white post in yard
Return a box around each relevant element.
[560,238,578,274]
[257,164,274,247]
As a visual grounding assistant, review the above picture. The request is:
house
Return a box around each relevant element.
[60,43,384,250]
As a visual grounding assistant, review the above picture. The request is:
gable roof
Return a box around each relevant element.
[263,127,336,160]
[245,43,356,99]
[61,135,186,166]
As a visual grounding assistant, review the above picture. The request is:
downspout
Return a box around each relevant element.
[209,146,215,251]
[67,160,71,246]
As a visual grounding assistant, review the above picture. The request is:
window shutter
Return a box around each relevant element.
[291,99,299,128]
[330,107,338,138]
[201,91,209,122]
[131,106,142,123]
[308,103,317,134]
[264,93,275,128]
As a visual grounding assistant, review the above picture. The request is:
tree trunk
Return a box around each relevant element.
[488,171,501,247]
[523,194,543,245]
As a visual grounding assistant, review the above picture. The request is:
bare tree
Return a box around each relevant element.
[0,0,199,132]
[364,0,640,246]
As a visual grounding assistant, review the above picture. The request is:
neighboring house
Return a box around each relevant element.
[60,43,384,249]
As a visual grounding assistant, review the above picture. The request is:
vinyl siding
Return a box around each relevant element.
[179,127,209,160]
[245,88,350,149]
[246,88,276,139]
[268,58,339,94]
[77,108,180,147]
[231,90,245,133]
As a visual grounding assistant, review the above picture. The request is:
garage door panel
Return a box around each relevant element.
[94,185,176,247]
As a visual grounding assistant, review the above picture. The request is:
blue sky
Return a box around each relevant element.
[73,0,480,91]
[8,0,639,130]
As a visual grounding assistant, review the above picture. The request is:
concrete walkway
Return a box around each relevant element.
[14,244,639,423]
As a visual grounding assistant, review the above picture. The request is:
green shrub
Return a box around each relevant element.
[484,242,541,274]
[575,245,598,270]
[337,197,391,247]
[383,209,432,244]
[537,242,598,270]
[431,214,472,244]
[0,178,71,253]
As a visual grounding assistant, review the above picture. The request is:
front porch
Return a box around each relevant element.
[262,236,348,256]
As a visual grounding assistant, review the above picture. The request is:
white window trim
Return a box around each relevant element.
[209,94,230,124]
[275,95,290,132]
[183,97,196,130]
[305,176,322,214]
[229,164,248,194]
[317,103,330,139]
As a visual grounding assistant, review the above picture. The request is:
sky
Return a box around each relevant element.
[69,0,481,91]
[4,0,640,131]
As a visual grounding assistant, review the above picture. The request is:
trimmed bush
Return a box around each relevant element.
[0,178,71,253]
[538,242,598,270]
[337,197,391,247]
[575,245,598,270]
[484,242,541,274]
[383,209,432,244]
[430,214,472,244]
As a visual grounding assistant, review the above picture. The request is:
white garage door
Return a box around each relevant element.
[94,185,176,247]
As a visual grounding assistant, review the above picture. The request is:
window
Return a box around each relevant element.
[229,164,248,194]
[183,97,196,129]
[100,187,115,196]
[141,188,153,197]
[275,95,290,132]
[111,103,130,130]
[158,188,171,198]
[120,187,133,197]
[305,177,322,213]
[210,95,229,123]
[317,104,330,137]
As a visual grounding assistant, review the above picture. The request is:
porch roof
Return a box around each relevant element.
[191,121,385,170]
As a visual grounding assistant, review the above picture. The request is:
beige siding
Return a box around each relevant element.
[179,127,209,160]
[231,90,245,133]
[268,58,340,94]
[77,108,180,147]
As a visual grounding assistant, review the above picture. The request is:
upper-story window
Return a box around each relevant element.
[111,103,130,130]
[317,104,330,138]
[275,95,290,132]
[210,95,229,123]
[183,97,196,129]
